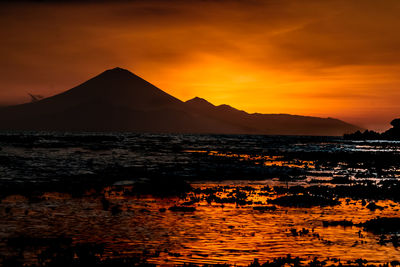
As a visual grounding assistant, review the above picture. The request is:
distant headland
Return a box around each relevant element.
[344,118,400,140]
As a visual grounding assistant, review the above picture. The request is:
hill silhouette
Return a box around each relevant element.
[344,118,400,140]
[0,67,362,135]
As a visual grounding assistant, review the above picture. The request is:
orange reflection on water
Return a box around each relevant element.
[1,183,400,266]
[184,150,315,169]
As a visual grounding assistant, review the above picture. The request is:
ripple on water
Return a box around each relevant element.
[1,183,400,265]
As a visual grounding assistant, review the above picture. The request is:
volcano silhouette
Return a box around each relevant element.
[0,67,362,135]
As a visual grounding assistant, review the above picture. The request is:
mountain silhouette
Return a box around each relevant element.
[185,97,362,136]
[0,67,362,135]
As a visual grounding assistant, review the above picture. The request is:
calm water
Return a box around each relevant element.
[0,132,400,265]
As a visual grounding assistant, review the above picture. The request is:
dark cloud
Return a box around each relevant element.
[269,1,400,67]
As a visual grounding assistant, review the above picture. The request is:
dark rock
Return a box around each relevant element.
[168,206,196,212]
[362,217,400,234]
[269,194,340,208]
[366,202,384,211]
[111,205,122,215]
[101,197,110,211]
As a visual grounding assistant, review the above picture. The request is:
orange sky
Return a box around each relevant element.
[1,0,400,131]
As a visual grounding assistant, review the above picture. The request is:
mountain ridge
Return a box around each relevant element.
[186,97,343,120]
[0,67,363,136]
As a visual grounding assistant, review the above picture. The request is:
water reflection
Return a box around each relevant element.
[2,133,400,265]
[184,150,315,169]
[1,182,400,266]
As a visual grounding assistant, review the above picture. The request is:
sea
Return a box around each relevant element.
[0,132,399,265]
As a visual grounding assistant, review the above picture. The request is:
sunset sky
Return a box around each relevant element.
[1,0,400,131]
